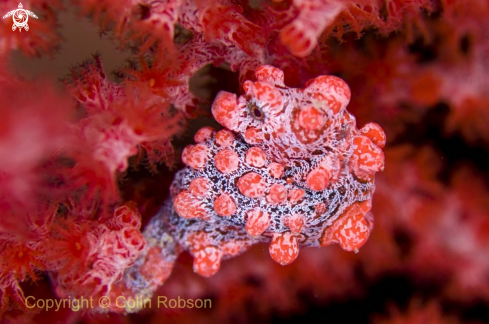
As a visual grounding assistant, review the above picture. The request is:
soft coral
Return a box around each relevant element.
[0,67,72,209]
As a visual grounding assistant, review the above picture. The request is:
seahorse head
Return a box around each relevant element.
[211,65,353,163]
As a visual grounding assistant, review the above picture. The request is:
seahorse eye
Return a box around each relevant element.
[248,102,264,120]
[253,107,262,118]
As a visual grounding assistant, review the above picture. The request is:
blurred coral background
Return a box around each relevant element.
[1,0,489,323]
